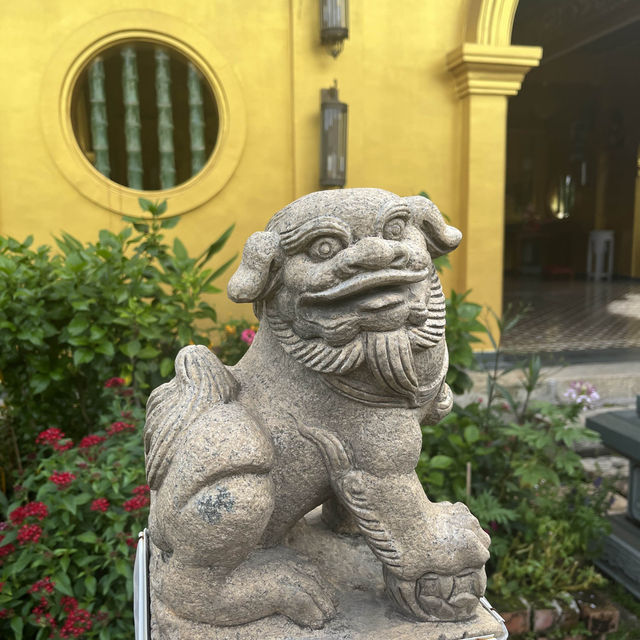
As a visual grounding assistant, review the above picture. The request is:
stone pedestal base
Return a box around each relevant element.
[151,509,507,640]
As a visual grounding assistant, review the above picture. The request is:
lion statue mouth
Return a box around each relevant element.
[264,266,447,409]
[300,268,430,303]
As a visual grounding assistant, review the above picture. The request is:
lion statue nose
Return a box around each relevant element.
[341,237,409,271]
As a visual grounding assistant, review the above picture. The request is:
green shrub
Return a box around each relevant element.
[417,311,612,607]
[0,380,147,639]
[0,199,234,471]
[444,290,484,395]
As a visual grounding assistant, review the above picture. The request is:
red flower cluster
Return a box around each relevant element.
[36,427,73,451]
[104,377,126,388]
[29,577,55,594]
[10,501,48,525]
[126,536,138,548]
[0,534,15,559]
[0,608,12,619]
[123,495,150,512]
[50,471,76,489]
[133,484,150,496]
[32,596,57,630]
[17,524,43,544]
[107,421,135,436]
[59,597,92,638]
[78,434,106,449]
[90,498,109,513]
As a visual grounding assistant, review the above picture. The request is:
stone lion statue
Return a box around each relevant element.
[144,188,491,634]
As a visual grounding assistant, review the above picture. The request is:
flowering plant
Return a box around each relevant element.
[0,383,148,639]
[416,311,612,608]
[563,380,601,410]
[213,319,259,365]
[0,198,235,478]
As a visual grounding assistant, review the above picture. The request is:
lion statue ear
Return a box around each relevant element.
[227,231,282,303]
[403,196,462,257]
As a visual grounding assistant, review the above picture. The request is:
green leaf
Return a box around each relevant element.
[156,200,168,215]
[115,558,131,578]
[30,374,50,394]
[121,340,141,358]
[68,315,89,336]
[54,571,74,596]
[138,197,154,212]
[95,341,115,357]
[62,495,77,515]
[160,357,174,378]
[85,574,97,596]
[173,238,188,261]
[138,344,160,359]
[73,348,95,366]
[10,616,23,640]
[203,254,237,286]
[160,216,179,229]
[464,425,480,444]
[428,455,454,469]
[133,222,150,234]
[197,224,235,265]
[78,531,98,544]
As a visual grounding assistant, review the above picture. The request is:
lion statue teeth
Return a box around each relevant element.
[144,188,491,634]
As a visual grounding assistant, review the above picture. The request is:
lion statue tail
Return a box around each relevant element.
[144,345,240,490]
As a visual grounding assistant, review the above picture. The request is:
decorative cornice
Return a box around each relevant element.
[446,43,543,99]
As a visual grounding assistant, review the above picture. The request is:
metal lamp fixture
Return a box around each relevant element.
[320,83,347,188]
[320,0,349,57]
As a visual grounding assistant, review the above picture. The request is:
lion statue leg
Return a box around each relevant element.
[299,422,490,622]
[145,347,335,630]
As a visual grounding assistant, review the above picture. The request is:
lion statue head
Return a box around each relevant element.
[227,188,461,409]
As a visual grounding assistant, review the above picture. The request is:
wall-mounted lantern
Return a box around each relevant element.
[320,84,347,188]
[320,0,349,57]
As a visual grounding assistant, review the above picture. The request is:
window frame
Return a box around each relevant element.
[40,12,246,218]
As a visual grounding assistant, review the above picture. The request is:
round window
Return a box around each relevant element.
[71,42,219,191]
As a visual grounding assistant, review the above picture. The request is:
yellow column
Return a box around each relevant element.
[446,43,542,342]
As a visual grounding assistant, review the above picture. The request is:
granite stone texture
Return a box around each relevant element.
[144,189,495,638]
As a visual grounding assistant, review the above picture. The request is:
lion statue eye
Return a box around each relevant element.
[307,236,343,261]
[383,218,406,240]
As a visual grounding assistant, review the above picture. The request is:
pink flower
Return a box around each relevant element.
[17,524,42,544]
[61,596,78,612]
[78,434,106,449]
[123,495,150,512]
[240,328,256,345]
[60,604,92,637]
[9,501,48,525]
[107,421,135,437]
[104,377,126,388]
[29,577,55,594]
[50,471,76,489]
[90,498,109,513]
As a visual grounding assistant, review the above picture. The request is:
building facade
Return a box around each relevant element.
[1,0,567,323]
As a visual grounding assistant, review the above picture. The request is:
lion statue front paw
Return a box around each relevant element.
[384,565,487,622]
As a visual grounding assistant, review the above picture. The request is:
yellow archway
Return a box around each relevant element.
[445,0,541,338]
[466,0,520,46]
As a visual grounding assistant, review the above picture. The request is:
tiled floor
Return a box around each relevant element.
[501,277,640,356]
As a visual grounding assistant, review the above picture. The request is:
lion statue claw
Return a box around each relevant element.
[144,189,491,631]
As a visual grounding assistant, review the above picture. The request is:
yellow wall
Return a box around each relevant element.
[0,0,536,331]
